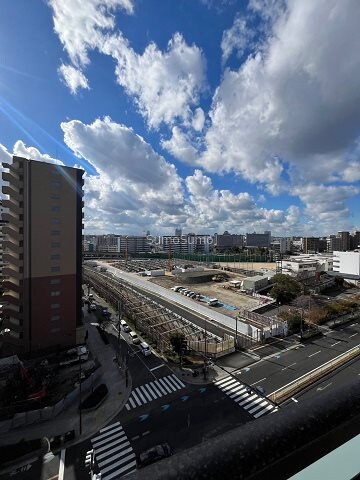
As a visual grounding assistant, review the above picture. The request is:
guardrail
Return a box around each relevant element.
[269,344,360,404]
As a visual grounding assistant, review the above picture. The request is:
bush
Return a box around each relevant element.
[80,384,108,410]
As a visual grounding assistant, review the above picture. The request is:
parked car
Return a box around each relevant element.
[138,443,172,468]
[90,304,97,311]
[129,331,141,344]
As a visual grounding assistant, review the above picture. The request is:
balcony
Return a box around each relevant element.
[2,212,21,228]
[2,305,22,319]
[3,279,21,293]
[3,225,23,242]
[3,252,22,268]
[2,171,22,189]
[3,239,23,255]
[2,185,22,202]
[2,292,20,306]
[2,199,22,214]
[2,266,21,280]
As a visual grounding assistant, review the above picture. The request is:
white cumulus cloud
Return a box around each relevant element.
[58,64,90,94]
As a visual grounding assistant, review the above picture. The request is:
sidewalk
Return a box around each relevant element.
[0,306,131,449]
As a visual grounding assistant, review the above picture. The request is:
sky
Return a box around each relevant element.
[0,0,360,237]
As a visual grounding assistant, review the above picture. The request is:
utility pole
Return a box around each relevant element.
[235,316,238,351]
[204,318,208,380]
[79,354,83,435]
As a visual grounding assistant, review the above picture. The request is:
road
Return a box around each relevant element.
[91,262,243,333]
[59,320,257,480]
[231,320,360,395]
[4,283,359,480]
[283,354,360,406]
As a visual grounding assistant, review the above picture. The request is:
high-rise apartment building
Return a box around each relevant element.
[245,232,271,248]
[337,231,350,251]
[1,156,83,356]
[303,237,320,253]
[213,232,243,252]
[0,199,7,287]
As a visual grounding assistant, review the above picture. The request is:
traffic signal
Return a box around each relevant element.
[85,449,94,469]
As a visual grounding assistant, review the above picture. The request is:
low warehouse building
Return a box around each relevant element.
[242,275,269,292]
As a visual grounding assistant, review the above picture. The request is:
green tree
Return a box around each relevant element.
[169,333,185,355]
[270,274,301,304]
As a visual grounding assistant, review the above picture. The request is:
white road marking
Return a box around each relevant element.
[308,350,321,357]
[58,449,66,480]
[291,397,299,403]
[149,364,165,372]
[316,382,332,392]
[350,333,358,338]
[250,377,266,385]
[281,362,296,371]
[330,341,341,347]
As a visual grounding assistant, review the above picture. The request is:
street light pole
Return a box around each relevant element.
[79,354,83,436]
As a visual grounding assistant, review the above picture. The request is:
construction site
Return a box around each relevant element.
[83,265,236,358]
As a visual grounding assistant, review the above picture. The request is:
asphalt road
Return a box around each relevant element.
[92,263,242,332]
[232,320,360,395]
[283,354,360,406]
[60,333,253,480]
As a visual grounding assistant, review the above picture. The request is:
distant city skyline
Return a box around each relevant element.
[1,1,360,236]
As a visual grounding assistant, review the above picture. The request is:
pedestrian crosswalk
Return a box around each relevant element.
[91,421,136,479]
[125,374,186,411]
[214,376,278,418]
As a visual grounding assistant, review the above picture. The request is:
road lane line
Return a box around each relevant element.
[291,397,298,403]
[308,350,321,357]
[350,333,358,337]
[250,377,266,385]
[149,364,165,372]
[330,341,341,347]
[281,362,296,371]
[59,448,65,480]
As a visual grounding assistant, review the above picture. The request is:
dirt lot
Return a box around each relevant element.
[148,273,261,318]
[216,261,276,271]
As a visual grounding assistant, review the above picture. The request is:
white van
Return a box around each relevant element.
[208,298,219,306]
[120,320,130,332]
[140,342,151,356]
[129,331,141,344]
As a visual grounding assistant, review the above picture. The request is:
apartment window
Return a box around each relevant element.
[51,303,60,309]
[51,231,60,236]
[51,206,60,213]
[51,170,60,176]
[51,242,60,248]
[50,291,60,297]
[51,327,60,333]
[51,254,60,260]
[51,180,61,188]
[50,278,61,285]
[50,194,60,200]
[52,218,60,225]
[51,315,60,321]
[51,266,60,272]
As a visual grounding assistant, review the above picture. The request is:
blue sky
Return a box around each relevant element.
[0,0,360,236]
